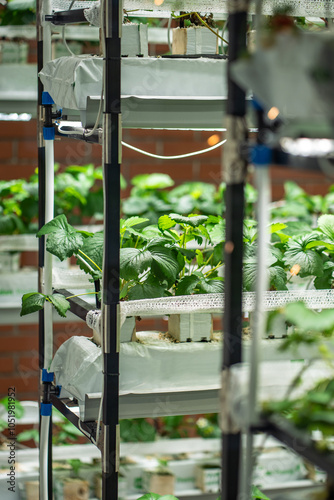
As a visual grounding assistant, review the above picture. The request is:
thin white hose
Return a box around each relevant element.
[167,15,172,53]
[44,139,54,370]
[121,139,226,160]
[40,415,50,500]
[240,166,271,500]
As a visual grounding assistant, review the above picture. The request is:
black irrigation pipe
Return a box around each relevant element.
[50,395,98,445]
[45,9,87,25]
[221,2,248,500]
[37,0,53,496]
[102,0,121,498]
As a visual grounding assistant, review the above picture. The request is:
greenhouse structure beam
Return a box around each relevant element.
[221,1,249,499]
[101,0,122,498]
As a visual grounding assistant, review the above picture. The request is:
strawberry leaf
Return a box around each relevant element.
[20,292,46,316]
[48,293,70,318]
[37,214,84,261]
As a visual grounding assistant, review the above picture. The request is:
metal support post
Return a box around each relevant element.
[101,0,122,498]
[221,1,249,499]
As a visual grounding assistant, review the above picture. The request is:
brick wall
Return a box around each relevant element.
[0,116,331,402]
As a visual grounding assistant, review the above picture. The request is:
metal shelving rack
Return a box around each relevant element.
[35,2,233,500]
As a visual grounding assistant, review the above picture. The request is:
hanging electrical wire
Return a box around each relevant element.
[121,138,227,160]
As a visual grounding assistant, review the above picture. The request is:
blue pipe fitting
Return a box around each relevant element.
[42,91,54,105]
[251,144,272,166]
[40,403,52,416]
[42,369,54,383]
[43,126,55,140]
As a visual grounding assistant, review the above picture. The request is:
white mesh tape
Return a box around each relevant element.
[86,309,102,332]
[84,2,100,26]
[86,289,334,336]
[51,0,96,11]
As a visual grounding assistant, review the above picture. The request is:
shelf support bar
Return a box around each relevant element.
[101,0,122,498]
[221,1,250,500]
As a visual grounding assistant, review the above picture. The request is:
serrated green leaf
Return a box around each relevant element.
[128,282,165,300]
[48,293,70,318]
[120,248,152,281]
[132,173,174,190]
[270,265,288,290]
[306,240,334,252]
[284,302,334,332]
[158,215,176,231]
[78,233,104,275]
[196,277,224,294]
[175,275,200,296]
[270,222,287,233]
[283,234,324,278]
[121,217,149,230]
[306,391,332,405]
[20,292,46,316]
[136,494,162,500]
[196,249,204,267]
[208,220,225,244]
[122,197,149,215]
[37,215,84,261]
[251,485,271,500]
[150,246,180,283]
[168,213,208,228]
[318,214,334,240]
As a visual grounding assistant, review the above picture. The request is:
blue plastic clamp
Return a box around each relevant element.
[42,91,54,105]
[40,403,52,417]
[251,144,272,166]
[43,126,55,140]
[251,96,264,112]
[42,369,54,382]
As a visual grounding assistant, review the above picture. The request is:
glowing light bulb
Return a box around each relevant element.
[267,107,280,121]
[154,0,164,5]
[207,134,220,146]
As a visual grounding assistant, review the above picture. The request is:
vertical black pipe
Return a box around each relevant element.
[102,0,121,498]
[37,3,53,498]
[222,5,248,500]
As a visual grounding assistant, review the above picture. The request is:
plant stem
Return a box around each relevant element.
[64,292,99,300]
[77,249,102,272]
[204,261,222,277]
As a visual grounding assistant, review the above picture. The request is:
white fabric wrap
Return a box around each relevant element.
[84,2,100,27]
[39,56,103,110]
[50,335,222,400]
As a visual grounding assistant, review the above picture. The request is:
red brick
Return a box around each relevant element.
[0,357,14,373]
[122,142,159,160]
[199,164,222,183]
[54,138,93,165]
[17,324,38,334]
[0,326,15,334]
[0,142,13,161]
[18,354,40,373]
[125,129,196,141]
[0,121,37,140]
[20,251,38,268]
[0,375,39,398]
[17,141,38,161]
[163,142,221,162]
[0,336,38,353]
[0,164,37,181]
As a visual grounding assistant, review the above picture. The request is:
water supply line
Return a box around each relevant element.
[240,117,272,499]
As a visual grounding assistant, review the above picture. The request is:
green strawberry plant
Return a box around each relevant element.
[264,301,334,444]
[20,211,225,317]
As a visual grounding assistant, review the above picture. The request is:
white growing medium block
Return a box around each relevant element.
[122,23,148,57]
[172,27,218,55]
[168,313,213,342]
[195,464,221,493]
